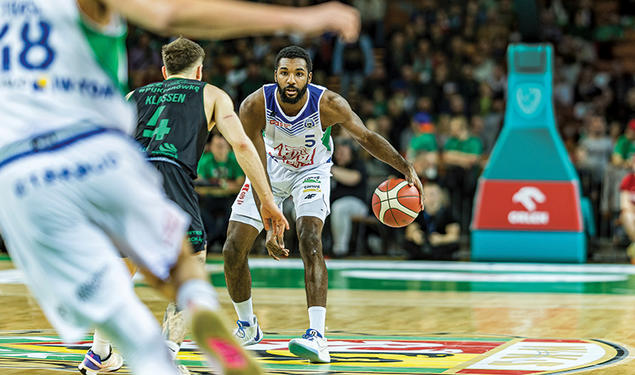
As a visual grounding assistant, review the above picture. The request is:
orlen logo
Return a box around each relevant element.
[268,118,292,129]
[508,186,549,225]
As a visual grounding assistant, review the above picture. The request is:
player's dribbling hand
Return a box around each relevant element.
[405,167,425,212]
[265,229,289,261]
[259,200,290,236]
[299,2,361,43]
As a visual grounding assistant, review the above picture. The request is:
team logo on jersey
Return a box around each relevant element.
[0,331,626,374]
[272,144,316,168]
[155,143,178,159]
[304,119,317,129]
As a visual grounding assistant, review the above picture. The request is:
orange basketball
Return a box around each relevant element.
[372,178,422,227]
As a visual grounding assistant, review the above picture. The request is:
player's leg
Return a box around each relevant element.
[161,250,205,375]
[297,216,328,311]
[83,257,137,372]
[152,162,209,373]
[0,130,181,375]
[287,216,330,360]
[84,132,263,375]
[92,291,179,375]
[224,179,269,346]
[287,169,331,363]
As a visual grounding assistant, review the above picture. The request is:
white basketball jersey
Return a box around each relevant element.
[263,83,333,172]
[0,0,136,148]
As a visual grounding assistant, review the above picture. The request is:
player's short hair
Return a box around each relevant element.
[275,45,312,72]
[161,37,205,75]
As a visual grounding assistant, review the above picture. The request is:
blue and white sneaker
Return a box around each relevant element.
[233,316,263,346]
[78,347,124,374]
[288,329,330,363]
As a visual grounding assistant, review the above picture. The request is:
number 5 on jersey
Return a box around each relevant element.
[143,105,172,140]
[305,134,316,147]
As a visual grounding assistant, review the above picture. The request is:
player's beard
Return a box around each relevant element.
[277,83,308,104]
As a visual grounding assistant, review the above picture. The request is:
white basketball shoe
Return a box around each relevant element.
[288,329,330,363]
[233,316,263,346]
[78,346,124,374]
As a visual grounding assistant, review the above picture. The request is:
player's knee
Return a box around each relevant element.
[222,235,247,266]
[299,232,322,258]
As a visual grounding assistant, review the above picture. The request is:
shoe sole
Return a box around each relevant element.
[191,309,264,375]
[78,365,122,375]
[246,326,264,346]
[288,341,330,363]
[77,356,123,374]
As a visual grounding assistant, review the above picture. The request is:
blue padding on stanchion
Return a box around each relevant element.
[472,230,586,263]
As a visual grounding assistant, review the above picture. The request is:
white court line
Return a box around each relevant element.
[238,258,635,274]
[2,259,633,285]
[341,270,628,283]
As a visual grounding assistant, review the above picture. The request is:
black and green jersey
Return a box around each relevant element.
[131,78,208,179]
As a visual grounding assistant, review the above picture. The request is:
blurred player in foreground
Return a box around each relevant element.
[81,37,289,374]
[222,45,423,363]
[0,1,359,375]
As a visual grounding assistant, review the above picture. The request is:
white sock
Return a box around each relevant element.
[308,306,326,336]
[176,279,219,312]
[233,297,255,323]
[91,329,111,359]
[165,340,180,361]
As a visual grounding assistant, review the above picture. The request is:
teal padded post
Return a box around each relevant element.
[471,44,586,263]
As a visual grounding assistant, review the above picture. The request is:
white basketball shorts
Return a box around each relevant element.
[229,156,332,232]
[0,125,189,342]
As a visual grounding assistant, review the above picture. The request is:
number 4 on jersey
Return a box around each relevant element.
[143,105,171,140]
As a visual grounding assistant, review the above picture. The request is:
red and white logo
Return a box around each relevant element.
[508,186,549,225]
[473,179,582,232]
[236,183,250,205]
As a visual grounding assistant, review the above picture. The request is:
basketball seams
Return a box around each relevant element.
[372,178,420,226]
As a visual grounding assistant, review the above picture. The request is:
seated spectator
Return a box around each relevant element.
[619,155,635,264]
[612,119,635,168]
[577,116,613,183]
[601,119,635,237]
[404,183,460,260]
[196,132,245,251]
[330,139,369,257]
[407,113,439,181]
[441,116,483,229]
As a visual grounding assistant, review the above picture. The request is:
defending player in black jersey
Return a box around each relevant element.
[81,37,288,375]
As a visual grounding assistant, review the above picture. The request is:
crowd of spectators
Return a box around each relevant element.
[2,0,633,259]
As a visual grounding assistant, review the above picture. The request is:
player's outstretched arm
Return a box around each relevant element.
[100,0,360,42]
[321,91,425,211]
[209,87,289,233]
[239,90,290,260]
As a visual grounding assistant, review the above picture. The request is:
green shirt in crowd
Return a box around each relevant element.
[613,135,635,160]
[197,151,244,180]
[409,133,438,153]
[444,136,483,155]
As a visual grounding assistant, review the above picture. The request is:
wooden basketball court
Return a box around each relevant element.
[1,255,634,374]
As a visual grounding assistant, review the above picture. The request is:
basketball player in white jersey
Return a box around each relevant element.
[0,1,360,375]
[223,46,425,363]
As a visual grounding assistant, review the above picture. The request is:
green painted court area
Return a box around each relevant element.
[205,258,635,295]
